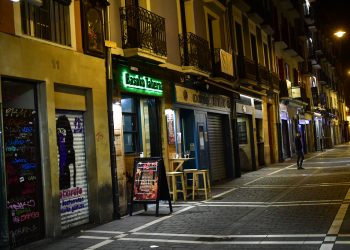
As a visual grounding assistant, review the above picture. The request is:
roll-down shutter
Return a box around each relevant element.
[207,113,226,182]
[56,111,89,230]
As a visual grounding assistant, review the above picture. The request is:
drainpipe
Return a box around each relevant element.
[180,0,189,65]
[104,0,120,219]
[227,0,241,177]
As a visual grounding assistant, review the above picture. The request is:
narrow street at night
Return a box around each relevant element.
[37,144,350,250]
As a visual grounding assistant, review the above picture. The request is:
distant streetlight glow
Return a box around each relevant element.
[334,30,346,38]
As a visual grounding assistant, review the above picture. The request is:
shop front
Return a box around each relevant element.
[112,63,165,210]
[173,85,234,183]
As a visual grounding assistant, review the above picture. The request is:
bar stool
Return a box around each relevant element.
[183,169,198,200]
[166,171,187,202]
[192,169,211,200]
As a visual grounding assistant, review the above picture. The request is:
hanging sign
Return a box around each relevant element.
[165,110,175,144]
[175,85,230,111]
[121,71,163,96]
[129,158,172,216]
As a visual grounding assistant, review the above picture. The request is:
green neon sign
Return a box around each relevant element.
[121,71,163,96]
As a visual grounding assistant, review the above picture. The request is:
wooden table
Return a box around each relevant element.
[169,157,195,172]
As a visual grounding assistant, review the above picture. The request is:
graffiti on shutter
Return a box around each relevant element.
[56,112,89,230]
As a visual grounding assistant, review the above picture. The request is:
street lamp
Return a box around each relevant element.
[334,30,346,38]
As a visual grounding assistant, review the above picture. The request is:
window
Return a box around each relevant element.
[238,121,248,144]
[235,22,244,56]
[254,100,263,110]
[250,34,258,62]
[263,43,269,68]
[122,97,140,154]
[121,96,153,155]
[21,0,71,46]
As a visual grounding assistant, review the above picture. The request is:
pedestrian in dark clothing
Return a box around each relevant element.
[295,132,304,169]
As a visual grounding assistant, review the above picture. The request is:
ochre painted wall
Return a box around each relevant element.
[0,0,15,34]
[0,32,111,237]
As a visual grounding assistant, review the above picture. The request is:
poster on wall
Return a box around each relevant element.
[166,112,175,144]
[56,112,89,230]
[4,108,44,247]
[130,158,172,216]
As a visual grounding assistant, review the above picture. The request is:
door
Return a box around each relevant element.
[237,115,253,171]
[195,111,209,170]
[207,113,227,182]
[281,119,291,158]
[2,80,44,248]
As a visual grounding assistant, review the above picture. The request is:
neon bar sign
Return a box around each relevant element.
[122,71,163,96]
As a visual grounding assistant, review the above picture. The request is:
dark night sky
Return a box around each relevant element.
[315,0,350,103]
[315,0,350,70]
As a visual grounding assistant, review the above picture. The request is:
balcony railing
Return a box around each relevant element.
[120,5,167,57]
[270,72,280,90]
[279,80,289,98]
[179,32,212,72]
[258,64,270,85]
[237,55,258,81]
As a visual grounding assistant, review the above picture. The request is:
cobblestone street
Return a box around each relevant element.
[31,144,350,250]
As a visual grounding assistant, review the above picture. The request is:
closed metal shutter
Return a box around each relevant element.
[56,111,89,230]
[207,113,226,182]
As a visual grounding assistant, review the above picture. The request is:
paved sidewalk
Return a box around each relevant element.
[22,145,350,250]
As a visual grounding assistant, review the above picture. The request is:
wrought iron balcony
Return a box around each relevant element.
[179,32,212,73]
[270,72,280,90]
[237,55,258,82]
[279,80,289,98]
[120,5,167,57]
[212,48,235,81]
[258,64,270,85]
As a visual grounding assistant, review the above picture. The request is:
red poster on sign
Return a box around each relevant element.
[133,161,159,201]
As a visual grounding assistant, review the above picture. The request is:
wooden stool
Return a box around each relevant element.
[183,169,198,200]
[192,169,211,200]
[166,172,187,202]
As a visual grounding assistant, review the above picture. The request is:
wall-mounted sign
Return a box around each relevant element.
[121,71,163,96]
[165,109,175,144]
[175,85,230,112]
[220,49,234,76]
[292,86,301,98]
[236,103,253,114]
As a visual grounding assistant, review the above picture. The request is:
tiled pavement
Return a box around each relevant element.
[24,144,350,250]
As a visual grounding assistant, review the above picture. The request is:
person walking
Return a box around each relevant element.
[295,132,304,169]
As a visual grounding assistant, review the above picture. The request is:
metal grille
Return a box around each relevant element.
[120,5,167,57]
[207,114,226,182]
[56,112,89,230]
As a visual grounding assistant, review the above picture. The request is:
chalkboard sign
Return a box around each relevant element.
[130,157,172,216]
[3,107,44,247]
